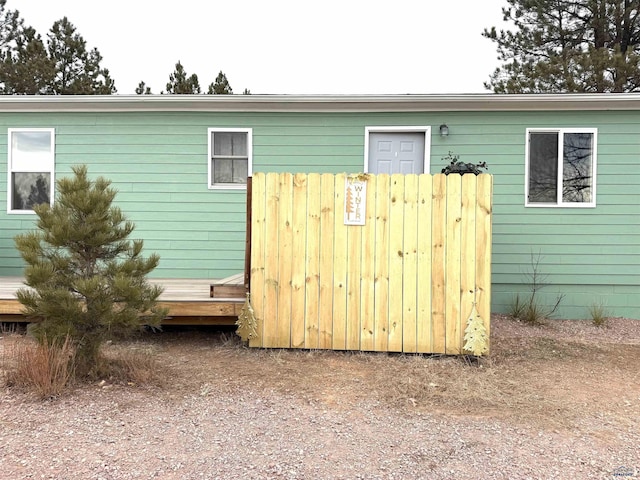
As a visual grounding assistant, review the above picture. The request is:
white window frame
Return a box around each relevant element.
[525,127,598,208]
[208,128,252,190]
[7,128,55,214]
[363,126,431,174]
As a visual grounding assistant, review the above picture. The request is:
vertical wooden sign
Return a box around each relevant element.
[344,176,367,225]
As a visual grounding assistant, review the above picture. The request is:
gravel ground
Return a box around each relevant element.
[1,316,639,480]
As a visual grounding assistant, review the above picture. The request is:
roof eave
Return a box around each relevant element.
[0,93,639,112]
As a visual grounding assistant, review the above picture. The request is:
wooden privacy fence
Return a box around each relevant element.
[248,172,492,354]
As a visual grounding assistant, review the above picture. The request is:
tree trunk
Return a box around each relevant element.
[74,333,102,377]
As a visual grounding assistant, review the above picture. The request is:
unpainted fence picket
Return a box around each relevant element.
[249,172,492,354]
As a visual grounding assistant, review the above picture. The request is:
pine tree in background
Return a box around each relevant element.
[135,80,152,94]
[484,0,640,93]
[0,1,54,94]
[165,61,201,94]
[0,27,55,94]
[146,65,245,95]
[208,70,233,94]
[47,17,116,94]
[0,1,250,95]
[0,0,19,48]
[14,166,166,377]
[0,2,115,94]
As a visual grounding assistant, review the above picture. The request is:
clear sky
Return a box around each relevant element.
[15,0,507,95]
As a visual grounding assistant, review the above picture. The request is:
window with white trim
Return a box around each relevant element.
[208,128,252,188]
[526,128,597,207]
[8,128,55,213]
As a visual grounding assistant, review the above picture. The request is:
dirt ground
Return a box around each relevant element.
[1,315,639,479]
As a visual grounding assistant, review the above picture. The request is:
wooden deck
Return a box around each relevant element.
[0,276,246,326]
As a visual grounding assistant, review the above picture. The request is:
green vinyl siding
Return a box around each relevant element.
[433,110,639,318]
[0,111,380,281]
[461,112,638,318]
[492,284,639,320]
[0,108,638,319]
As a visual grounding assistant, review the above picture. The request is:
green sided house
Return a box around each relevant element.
[0,94,638,320]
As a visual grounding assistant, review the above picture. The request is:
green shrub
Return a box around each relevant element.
[14,165,167,378]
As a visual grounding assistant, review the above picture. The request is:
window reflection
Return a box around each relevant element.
[563,133,593,203]
[528,132,558,203]
[527,130,594,206]
[12,172,50,210]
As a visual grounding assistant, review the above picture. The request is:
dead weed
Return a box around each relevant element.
[2,335,74,399]
[2,317,638,434]
[1,334,169,395]
[95,342,168,387]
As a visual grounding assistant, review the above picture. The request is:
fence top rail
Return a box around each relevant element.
[253,172,493,179]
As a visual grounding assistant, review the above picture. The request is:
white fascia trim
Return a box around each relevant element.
[4,93,640,113]
[364,126,431,174]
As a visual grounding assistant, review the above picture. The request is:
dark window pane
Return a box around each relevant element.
[213,132,247,156]
[563,133,593,203]
[233,159,248,183]
[528,132,558,203]
[12,172,50,210]
[212,159,248,184]
[213,159,233,184]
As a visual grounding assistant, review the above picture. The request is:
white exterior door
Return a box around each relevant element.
[367,132,426,174]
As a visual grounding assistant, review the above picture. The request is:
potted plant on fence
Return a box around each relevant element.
[441,152,488,175]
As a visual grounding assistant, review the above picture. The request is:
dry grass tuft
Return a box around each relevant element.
[94,343,167,387]
[3,335,74,399]
[3,318,638,434]
[588,302,609,328]
[362,350,566,425]
[1,332,168,395]
[172,323,637,431]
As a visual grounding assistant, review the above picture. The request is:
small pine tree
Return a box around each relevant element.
[165,61,201,94]
[14,165,166,377]
[207,70,233,94]
[135,80,152,94]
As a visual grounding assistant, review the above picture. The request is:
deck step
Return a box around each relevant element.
[209,284,247,299]
[210,272,247,298]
